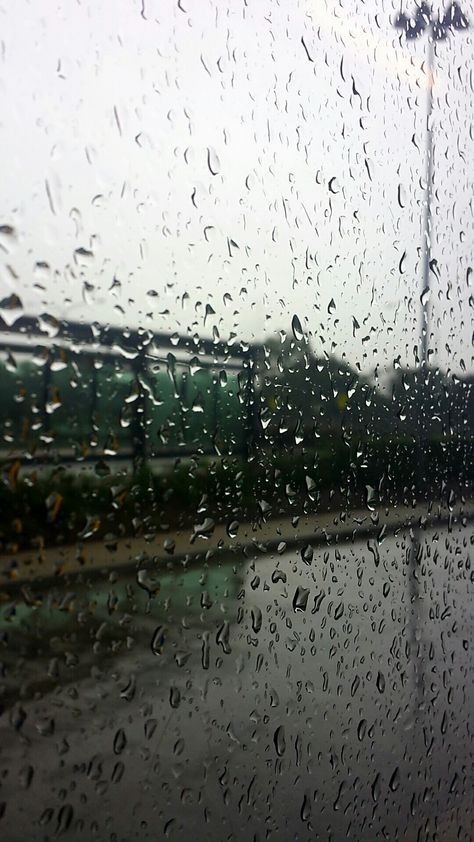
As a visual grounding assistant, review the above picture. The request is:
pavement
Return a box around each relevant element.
[0,520,472,841]
[1,496,473,587]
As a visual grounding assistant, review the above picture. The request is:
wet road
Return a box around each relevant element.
[0,522,473,841]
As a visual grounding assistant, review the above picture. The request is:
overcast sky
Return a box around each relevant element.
[0,0,473,376]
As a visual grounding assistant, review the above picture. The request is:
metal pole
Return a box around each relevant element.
[420,34,434,369]
[409,37,434,713]
[417,34,435,493]
[394,0,470,721]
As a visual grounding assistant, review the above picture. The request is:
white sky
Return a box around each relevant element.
[0,0,473,376]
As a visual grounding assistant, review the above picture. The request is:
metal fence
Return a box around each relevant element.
[0,316,260,469]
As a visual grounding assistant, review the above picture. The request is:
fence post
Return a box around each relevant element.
[90,357,97,444]
[42,349,52,441]
[132,351,147,473]
[243,348,256,462]
[212,372,219,446]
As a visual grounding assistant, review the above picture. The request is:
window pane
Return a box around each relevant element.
[0,2,473,840]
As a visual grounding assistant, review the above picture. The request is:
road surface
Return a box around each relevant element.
[0,522,473,840]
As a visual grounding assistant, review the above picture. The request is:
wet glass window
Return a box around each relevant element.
[0,2,473,840]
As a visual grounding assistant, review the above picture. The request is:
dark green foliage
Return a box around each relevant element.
[0,338,472,550]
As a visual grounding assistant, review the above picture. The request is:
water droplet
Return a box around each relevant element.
[191,517,215,542]
[301,544,313,565]
[74,246,94,266]
[19,765,34,790]
[305,475,316,497]
[312,590,325,613]
[151,625,166,655]
[397,183,406,208]
[207,146,220,175]
[291,313,304,341]
[420,286,431,306]
[376,671,386,693]
[0,293,23,327]
[258,499,272,519]
[144,719,157,740]
[333,781,345,811]
[201,631,210,669]
[137,568,160,596]
[113,728,127,755]
[169,686,181,708]
[293,587,309,613]
[120,675,136,702]
[191,393,204,413]
[365,485,376,512]
[226,519,239,538]
[216,621,231,654]
[371,773,381,802]
[351,675,360,697]
[357,719,367,741]
[0,223,16,239]
[367,539,380,567]
[334,601,344,620]
[201,590,213,609]
[389,767,400,792]
[251,607,262,633]
[111,761,125,783]
[300,793,311,821]
[274,725,286,756]
[56,805,74,834]
[39,808,54,827]
[175,650,191,668]
[269,687,280,707]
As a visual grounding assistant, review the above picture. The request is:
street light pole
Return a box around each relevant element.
[394,2,469,369]
[420,34,434,368]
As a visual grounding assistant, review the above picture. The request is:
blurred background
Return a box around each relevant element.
[0,2,473,840]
